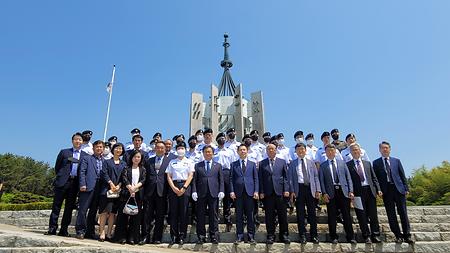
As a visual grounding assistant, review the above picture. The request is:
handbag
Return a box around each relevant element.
[123,196,139,216]
[106,189,120,199]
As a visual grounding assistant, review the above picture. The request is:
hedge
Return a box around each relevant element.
[0,202,53,211]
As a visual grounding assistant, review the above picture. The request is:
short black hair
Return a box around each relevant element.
[72,132,83,140]
[111,142,125,156]
[132,135,143,142]
[237,144,248,151]
[324,143,336,150]
[295,143,307,149]
[379,141,391,148]
[202,145,214,153]
[93,140,105,147]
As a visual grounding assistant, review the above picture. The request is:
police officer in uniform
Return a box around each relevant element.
[262,132,272,146]
[81,130,94,155]
[314,132,343,168]
[165,142,195,245]
[125,128,149,152]
[305,133,318,160]
[186,135,202,163]
[289,130,304,162]
[224,128,241,155]
[331,129,347,152]
[249,130,265,159]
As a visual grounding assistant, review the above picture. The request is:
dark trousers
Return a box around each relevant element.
[196,193,219,238]
[296,183,317,238]
[49,177,78,232]
[264,194,288,240]
[354,186,380,239]
[222,169,232,225]
[169,182,189,240]
[142,194,166,242]
[75,182,100,235]
[326,186,354,241]
[383,184,411,239]
[114,195,142,242]
[235,193,255,239]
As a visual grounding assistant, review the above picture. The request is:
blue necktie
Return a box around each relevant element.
[206,161,210,174]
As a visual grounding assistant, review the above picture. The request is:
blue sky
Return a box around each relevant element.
[1,1,449,176]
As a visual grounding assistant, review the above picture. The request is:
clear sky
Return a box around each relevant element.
[1,1,449,176]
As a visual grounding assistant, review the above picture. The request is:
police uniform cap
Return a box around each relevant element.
[226,128,236,134]
[172,135,180,141]
[216,132,226,141]
[277,133,284,139]
[294,131,304,138]
[176,141,187,149]
[82,130,93,135]
[153,132,162,139]
[108,136,118,142]
[130,128,141,134]
[262,132,271,138]
[321,131,331,139]
[330,128,339,135]
[345,133,356,141]
[242,134,251,142]
[305,133,314,140]
[250,130,259,136]
[204,128,213,134]
[195,129,204,135]
[188,135,196,142]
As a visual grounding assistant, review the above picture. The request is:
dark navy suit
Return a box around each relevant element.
[230,159,259,240]
[76,154,104,236]
[142,155,171,243]
[373,156,410,239]
[192,160,224,239]
[319,159,355,241]
[258,157,289,240]
[48,148,88,234]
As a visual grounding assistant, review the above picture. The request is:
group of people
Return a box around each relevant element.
[45,127,413,246]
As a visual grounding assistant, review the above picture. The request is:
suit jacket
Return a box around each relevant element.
[373,157,408,195]
[230,159,259,197]
[120,166,146,200]
[144,155,170,198]
[192,160,225,198]
[319,159,353,199]
[79,154,105,192]
[288,157,321,197]
[53,148,88,188]
[346,160,381,198]
[258,157,289,196]
[100,158,126,195]
[123,149,149,166]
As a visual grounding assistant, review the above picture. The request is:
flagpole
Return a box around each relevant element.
[103,65,116,142]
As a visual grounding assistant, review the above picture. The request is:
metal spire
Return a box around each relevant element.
[218,33,236,96]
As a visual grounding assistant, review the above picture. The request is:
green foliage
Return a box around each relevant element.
[2,191,52,204]
[0,202,53,211]
[0,153,55,197]
[408,161,450,205]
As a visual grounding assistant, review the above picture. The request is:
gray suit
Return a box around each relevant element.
[289,158,321,197]
[319,159,353,199]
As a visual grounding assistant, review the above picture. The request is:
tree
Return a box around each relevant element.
[0,153,54,197]
[408,161,450,205]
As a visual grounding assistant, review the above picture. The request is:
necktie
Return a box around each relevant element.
[206,161,211,174]
[155,156,161,174]
[270,159,275,172]
[301,158,309,185]
[70,150,79,176]
[384,157,393,183]
[356,160,365,182]
[241,160,246,174]
[331,160,339,184]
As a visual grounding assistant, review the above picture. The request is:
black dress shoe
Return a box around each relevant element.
[75,234,85,240]
[226,223,232,232]
[211,238,219,244]
[266,238,274,244]
[395,237,403,243]
[197,236,205,244]
[364,237,372,244]
[249,238,256,245]
[44,229,56,235]
[138,239,146,245]
[179,239,184,245]
[128,240,135,245]
[299,236,307,244]
[311,237,319,244]
[118,239,126,245]
[84,233,95,240]
[348,239,357,244]
[371,237,382,243]
[234,238,243,245]
[331,238,339,244]
[153,240,161,244]
[283,238,291,244]
[98,238,105,242]
[404,237,414,244]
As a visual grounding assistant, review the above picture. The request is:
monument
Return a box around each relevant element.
[190,34,265,141]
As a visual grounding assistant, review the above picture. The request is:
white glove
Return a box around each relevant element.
[192,192,198,201]
[218,192,225,200]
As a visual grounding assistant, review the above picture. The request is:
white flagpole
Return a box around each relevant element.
[103,65,116,142]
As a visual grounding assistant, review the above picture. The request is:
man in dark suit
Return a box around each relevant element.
[192,145,225,244]
[289,143,321,244]
[141,141,171,244]
[373,141,413,244]
[319,144,356,244]
[347,143,382,243]
[123,135,148,164]
[75,140,105,239]
[259,144,290,244]
[46,132,88,236]
[230,144,259,245]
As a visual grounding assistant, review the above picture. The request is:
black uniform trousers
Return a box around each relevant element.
[326,185,354,241]
[295,183,318,238]
[263,193,289,240]
[169,181,190,240]
[142,194,166,242]
[354,186,380,239]
[48,176,79,233]
[383,184,411,239]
